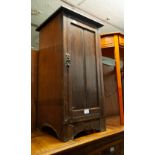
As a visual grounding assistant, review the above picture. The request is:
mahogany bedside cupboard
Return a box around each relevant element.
[36,6,105,141]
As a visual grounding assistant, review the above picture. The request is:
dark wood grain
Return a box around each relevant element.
[37,13,64,135]
[101,47,115,59]
[31,50,39,131]
[36,6,103,31]
[55,133,124,155]
[37,6,105,141]
[66,18,105,134]
[68,23,86,110]
[84,29,98,108]
[102,64,119,116]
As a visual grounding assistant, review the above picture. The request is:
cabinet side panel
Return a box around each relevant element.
[38,14,63,131]
[31,50,39,131]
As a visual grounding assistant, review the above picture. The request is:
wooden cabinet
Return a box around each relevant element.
[36,6,105,141]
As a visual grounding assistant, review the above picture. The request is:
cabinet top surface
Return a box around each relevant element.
[36,6,103,31]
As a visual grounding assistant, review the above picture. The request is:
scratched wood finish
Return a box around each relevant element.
[37,6,105,141]
[31,116,124,155]
[31,50,39,131]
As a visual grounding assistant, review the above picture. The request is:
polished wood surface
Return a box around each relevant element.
[101,32,124,48]
[68,21,86,110]
[67,19,104,123]
[37,6,105,141]
[38,13,63,137]
[119,35,124,46]
[114,35,124,125]
[84,29,99,108]
[100,33,124,125]
[31,50,39,131]
[101,35,114,48]
[31,116,123,155]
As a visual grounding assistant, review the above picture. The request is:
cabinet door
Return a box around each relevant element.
[67,19,101,121]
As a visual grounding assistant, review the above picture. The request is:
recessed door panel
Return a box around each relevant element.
[67,19,100,118]
[84,29,99,108]
[68,23,86,110]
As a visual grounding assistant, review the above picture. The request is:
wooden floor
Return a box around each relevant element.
[31,116,124,155]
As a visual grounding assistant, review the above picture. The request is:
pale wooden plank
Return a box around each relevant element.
[32,116,124,155]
